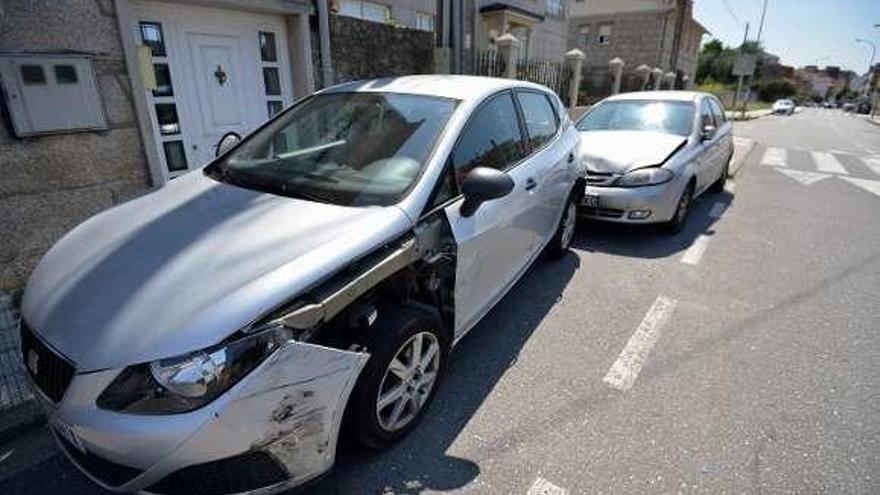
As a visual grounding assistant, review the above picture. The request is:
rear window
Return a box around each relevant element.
[576,100,695,137]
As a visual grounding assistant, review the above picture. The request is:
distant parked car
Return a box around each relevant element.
[822,101,837,109]
[574,91,734,233]
[772,99,796,115]
[19,76,583,494]
[842,102,857,112]
[857,101,872,114]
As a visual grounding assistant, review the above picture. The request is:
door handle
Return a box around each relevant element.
[524,178,537,191]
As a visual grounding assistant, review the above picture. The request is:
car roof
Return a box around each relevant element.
[604,91,704,103]
[318,75,552,101]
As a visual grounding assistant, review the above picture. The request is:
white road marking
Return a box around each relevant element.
[761,147,786,167]
[603,296,677,391]
[775,168,831,186]
[829,149,849,155]
[812,152,849,175]
[681,235,711,265]
[862,157,880,177]
[840,177,880,198]
[724,181,736,194]
[708,202,727,218]
[527,477,568,495]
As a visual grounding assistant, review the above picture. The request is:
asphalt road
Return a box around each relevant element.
[2,108,879,494]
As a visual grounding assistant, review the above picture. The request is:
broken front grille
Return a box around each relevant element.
[19,319,75,402]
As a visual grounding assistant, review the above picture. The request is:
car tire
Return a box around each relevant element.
[663,182,693,235]
[709,156,730,193]
[547,191,578,258]
[347,302,449,450]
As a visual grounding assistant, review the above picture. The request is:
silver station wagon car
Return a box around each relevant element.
[575,91,734,233]
[20,76,583,494]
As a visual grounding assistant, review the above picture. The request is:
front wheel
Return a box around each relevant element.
[663,183,693,234]
[547,192,578,258]
[347,303,449,449]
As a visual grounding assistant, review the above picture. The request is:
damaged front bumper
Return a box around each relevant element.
[37,340,368,495]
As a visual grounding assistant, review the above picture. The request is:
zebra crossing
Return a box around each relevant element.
[758,146,880,197]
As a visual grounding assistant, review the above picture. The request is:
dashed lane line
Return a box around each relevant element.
[681,235,710,265]
[708,202,727,219]
[761,147,786,167]
[527,477,568,495]
[603,296,678,391]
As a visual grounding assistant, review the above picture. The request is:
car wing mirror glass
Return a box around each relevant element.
[460,167,515,217]
[215,131,242,157]
[701,125,716,141]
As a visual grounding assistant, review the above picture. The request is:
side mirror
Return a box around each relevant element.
[215,131,242,157]
[460,167,515,217]
[701,125,716,142]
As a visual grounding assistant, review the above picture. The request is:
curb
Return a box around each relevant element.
[864,115,880,127]
[729,137,756,177]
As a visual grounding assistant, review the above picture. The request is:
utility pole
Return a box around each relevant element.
[756,0,768,43]
[732,22,750,113]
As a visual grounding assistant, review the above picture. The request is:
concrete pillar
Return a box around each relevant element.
[682,75,691,90]
[664,72,677,90]
[495,33,519,79]
[608,57,625,95]
[565,48,586,107]
[636,64,651,91]
[651,67,664,90]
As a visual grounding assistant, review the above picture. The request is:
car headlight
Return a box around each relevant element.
[613,167,674,187]
[96,327,289,414]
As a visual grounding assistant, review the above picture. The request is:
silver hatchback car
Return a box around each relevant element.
[20,76,582,494]
[576,91,734,232]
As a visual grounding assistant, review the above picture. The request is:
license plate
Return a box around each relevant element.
[583,194,600,208]
[53,418,87,454]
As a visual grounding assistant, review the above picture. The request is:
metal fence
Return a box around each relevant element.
[515,58,568,97]
[474,50,505,78]
[474,50,573,104]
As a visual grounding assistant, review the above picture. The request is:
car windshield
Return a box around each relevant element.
[206,92,458,207]
[576,100,695,137]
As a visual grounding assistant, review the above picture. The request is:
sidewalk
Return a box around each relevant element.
[0,293,43,445]
[725,108,773,121]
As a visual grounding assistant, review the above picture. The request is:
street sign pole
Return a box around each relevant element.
[732,23,750,114]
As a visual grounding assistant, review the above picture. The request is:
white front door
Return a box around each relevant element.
[132,1,294,179]
[185,32,254,165]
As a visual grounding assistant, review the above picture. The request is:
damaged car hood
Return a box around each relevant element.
[578,130,688,173]
[22,171,412,371]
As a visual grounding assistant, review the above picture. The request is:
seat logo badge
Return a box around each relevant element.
[214,64,228,86]
[27,349,39,375]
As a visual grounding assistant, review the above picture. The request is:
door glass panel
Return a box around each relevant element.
[516,92,558,150]
[139,22,166,57]
[263,67,281,95]
[163,140,188,172]
[152,63,173,97]
[155,103,181,135]
[451,92,525,177]
[259,31,277,62]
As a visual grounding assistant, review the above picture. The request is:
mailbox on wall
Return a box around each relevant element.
[0,53,107,137]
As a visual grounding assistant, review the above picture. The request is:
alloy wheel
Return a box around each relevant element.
[376,332,440,432]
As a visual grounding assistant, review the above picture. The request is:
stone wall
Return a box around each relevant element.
[0,0,151,293]
[312,15,434,87]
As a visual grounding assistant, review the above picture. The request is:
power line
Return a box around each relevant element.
[722,0,743,26]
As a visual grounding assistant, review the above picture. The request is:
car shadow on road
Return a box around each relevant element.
[573,189,735,259]
[300,252,581,495]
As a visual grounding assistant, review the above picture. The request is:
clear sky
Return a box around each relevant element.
[693,0,880,73]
